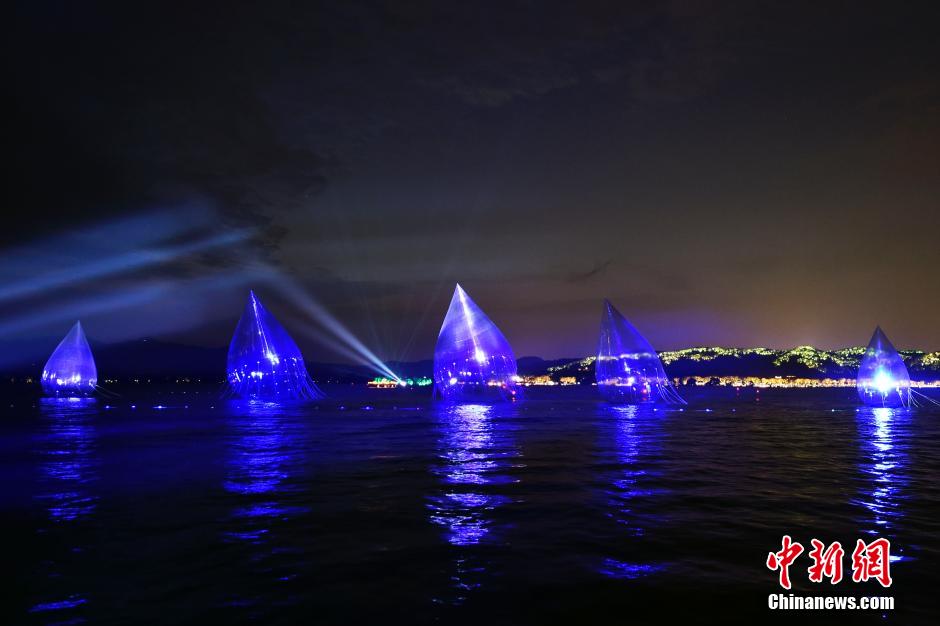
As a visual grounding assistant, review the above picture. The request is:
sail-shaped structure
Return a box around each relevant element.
[857,326,910,408]
[596,300,684,405]
[41,321,97,396]
[433,284,520,402]
[226,291,323,401]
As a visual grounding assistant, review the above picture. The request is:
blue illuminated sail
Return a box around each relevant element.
[857,326,910,408]
[41,321,97,396]
[596,300,684,405]
[226,291,323,400]
[433,284,520,401]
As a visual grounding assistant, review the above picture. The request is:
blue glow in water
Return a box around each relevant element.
[9,391,940,621]
[854,407,911,551]
[428,404,518,545]
[37,398,99,522]
[224,402,305,508]
[29,596,88,613]
[598,404,665,578]
[221,401,310,597]
[433,285,520,402]
[607,405,666,524]
[31,399,99,622]
[428,403,520,603]
[598,558,664,580]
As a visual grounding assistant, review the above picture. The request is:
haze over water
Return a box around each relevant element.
[4,387,939,625]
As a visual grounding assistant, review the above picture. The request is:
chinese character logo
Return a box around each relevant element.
[766,535,804,590]
[767,536,892,588]
[807,539,844,584]
[851,538,892,587]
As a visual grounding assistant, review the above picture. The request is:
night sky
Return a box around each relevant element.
[5,1,939,367]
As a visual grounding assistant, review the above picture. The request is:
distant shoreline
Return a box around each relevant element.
[3,342,939,386]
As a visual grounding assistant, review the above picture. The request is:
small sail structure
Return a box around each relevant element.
[433,284,520,402]
[226,291,323,400]
[857,326,911,408]
[596,300,684,405]
[41,321,97,396]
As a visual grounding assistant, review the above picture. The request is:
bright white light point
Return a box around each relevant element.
[873,370,894,394]
[475,349,487,363]
[265,351,280,365]
[449,376,458,385]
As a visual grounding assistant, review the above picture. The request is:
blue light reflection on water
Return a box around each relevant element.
[31,397,100,620]
[427,403,521,602]
[853,406,912,563]
[7,389,939,624]
[219,400,313,618]
[37,398,99,522]
[28,596,88,612]
[597,404,666,579]
[223,401,310,542]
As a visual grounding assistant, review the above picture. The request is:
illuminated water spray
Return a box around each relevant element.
[857,326,911,408]
[42,321,97,397]
[596,300,684,405]
[226,291,323,400]
[433,284,520,402]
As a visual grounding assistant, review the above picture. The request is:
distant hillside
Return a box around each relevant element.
[546,347,940,383]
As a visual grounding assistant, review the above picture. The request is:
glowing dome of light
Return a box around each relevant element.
[41,321,97,397]
[857,326,910,408]
[226,291,323,401]
[433,284,520,402]
[596,300,684,405]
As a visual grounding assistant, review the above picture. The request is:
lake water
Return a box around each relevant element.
[3,387,939,625]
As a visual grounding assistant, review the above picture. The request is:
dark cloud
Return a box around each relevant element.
[567,260,613,283]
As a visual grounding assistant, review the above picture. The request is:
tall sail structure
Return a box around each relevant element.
[433,284,520,401]
[227,291,323,401]
[41,321,97,396]
[857,326,911,408]
[596,300,684,405]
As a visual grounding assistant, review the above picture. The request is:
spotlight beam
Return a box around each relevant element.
[0,285,167,337]
[265,276,403,383]
[0,229,251,303]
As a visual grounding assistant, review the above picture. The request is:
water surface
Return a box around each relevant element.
[3,387,939,625]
